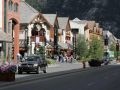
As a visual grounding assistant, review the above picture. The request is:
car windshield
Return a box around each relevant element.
[25,56,39,61]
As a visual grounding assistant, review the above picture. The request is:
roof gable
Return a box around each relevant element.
[43,14,57,26]
[20,1,39,24]
[58,17,69,29]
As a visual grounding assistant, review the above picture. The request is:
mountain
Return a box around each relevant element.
[26,0,120,38]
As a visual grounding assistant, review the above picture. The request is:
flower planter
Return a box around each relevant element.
[88,59,102,67]
[0,73,15,81]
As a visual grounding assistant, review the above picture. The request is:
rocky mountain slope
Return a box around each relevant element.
[26,0,120,38]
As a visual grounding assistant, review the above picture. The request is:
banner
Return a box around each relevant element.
[36,37,39,44]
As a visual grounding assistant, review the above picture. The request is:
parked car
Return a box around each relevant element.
[18,55,47,74]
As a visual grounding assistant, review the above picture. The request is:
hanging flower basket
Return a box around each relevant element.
[0,64,17,81]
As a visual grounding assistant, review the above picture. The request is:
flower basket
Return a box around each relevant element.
[0,73,15,81]
[0,64,17,81]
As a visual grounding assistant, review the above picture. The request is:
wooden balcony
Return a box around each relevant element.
[31,36,45,42]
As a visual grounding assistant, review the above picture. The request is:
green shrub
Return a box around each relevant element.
[47,59,56,64]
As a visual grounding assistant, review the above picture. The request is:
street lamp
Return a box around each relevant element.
[24,28,28,56]
[54,24,58,56]
[116,40,119,61]
[43,29,46,59]
[71,29,78,59]
[104,35,109,60]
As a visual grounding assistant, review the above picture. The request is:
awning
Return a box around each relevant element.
[0,30,7,41]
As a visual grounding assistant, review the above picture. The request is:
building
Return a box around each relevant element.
[0,0,20,63]
[58,17,71,49]
[19,0,60,57]
[70,18,86,35]
[19,0,39,56]
[103,30,118,59]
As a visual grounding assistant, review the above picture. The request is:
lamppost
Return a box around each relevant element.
[71,29,78,59]
[43,29,46,59]
[104,35,109,60]
[24,28,28,56]
[54,24,58,56]
[116,40,119,61]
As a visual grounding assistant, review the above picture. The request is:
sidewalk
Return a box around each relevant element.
[47,62,89,73]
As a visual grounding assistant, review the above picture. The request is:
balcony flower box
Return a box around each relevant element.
[0,64,17,81]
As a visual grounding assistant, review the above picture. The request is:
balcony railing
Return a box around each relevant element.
[31,36,45,42]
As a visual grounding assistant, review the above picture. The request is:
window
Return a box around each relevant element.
[8,0,13,11]
[14,3,18,12]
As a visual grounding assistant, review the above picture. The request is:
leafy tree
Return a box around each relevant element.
[110,43,116,51]
[89,36,104,60]
[36,46,45,59]
[76,34,88,68]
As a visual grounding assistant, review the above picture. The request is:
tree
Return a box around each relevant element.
[89,36,104,60]
[110,43,116,51]
[76,34,88,68]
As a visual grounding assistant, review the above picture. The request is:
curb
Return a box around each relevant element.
[48,64,59,67]
[0,67,91,88]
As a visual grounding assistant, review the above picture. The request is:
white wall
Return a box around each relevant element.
[63,30,66,43]
[19,30,25,39]
[0,0,2,29]
[70,21,85,35]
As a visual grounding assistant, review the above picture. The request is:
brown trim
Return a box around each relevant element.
[29,13,52,28]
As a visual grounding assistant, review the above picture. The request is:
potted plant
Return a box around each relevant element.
[0,64,17,81]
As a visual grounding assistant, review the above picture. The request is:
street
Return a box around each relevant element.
[15,62,84,79]
[1,65,120,90]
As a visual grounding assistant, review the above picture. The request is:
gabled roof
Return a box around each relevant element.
[73,18,81,22]
[75,20,88,27]
[87,21,96,30]
[20,1,39,24]
[43,14,57,26]
[58,17,69,29]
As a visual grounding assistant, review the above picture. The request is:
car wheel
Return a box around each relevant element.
[36,67,40,74]
[43,69,47,73]
[27,72,30,74]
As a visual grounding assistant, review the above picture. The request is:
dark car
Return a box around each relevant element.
[18,55,47,74]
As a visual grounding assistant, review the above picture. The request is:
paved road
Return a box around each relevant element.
[1,65,120,90]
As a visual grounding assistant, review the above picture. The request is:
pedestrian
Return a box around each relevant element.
[56,55,59,62]
[61,54,64,63]
[17,53,22,63]
[59,54,61,62]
